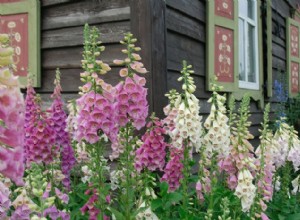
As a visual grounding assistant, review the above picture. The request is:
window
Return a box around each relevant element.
[206,0,271,106]
[238,0,259,90]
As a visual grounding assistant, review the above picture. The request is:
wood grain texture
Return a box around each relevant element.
[166,7,205,43]
[42,21,130,49]
[166,0,205,22]
[167,31,205,76]
[42,44,126,70]
[42,0,130,30]
[41,0,75,7]
[37,67,123,93]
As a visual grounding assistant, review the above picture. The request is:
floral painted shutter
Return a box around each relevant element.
[206,0,238,92]
[286,18,300,97]
[0,0,40,87]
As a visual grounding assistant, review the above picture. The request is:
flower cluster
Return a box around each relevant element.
[24,95,59,165]
[219,95,257,212]
[234,169,256,212]
[114,33,148,130]
[75,25,118,145]
[75,89,118,144]
[135,116,167,172]
[203,83,230,159]
[272,121,300,171]
[0,181,11,218]
[161,149,184,192]
[168,62,202,151]
[115,74,148,130]
[50,69,75,189]
[0,34,25,185]
[80,189,100,220]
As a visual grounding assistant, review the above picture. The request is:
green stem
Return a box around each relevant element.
[95,140,105,220]
[182,142,191,219]
[124,123,132,220]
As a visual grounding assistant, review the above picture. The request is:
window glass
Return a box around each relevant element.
[239,18,246,81]
[247,24,256,83]
[238,0,258,89]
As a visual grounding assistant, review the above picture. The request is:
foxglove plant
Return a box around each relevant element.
[197,82,230,215]
[0,34,25,185]
[12,163,71,219]
[135,114,167,173]
[220,95,257,212]
[50,69,75,189]
[75,24,113,220]
[251,104,274,219]
[111,32,149,219]
[24,92,59,165]
[162,61,203,218]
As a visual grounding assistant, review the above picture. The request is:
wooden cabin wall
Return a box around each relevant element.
[38,0,131,108]
[270,0,293,99]
[164,0,261,145]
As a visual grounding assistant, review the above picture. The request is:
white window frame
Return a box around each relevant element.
[238,0,259,90]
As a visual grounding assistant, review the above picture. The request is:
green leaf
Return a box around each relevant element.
[151,199,163,211]
[278,214,286,220]
[287,213,300,220]
[167,192,183,204]
[160,182,169,196]
[109,207,125,220]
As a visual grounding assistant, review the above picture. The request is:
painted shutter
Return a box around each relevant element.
[286,18,300,97]
[206,0,238,92]
[0,0,40,87]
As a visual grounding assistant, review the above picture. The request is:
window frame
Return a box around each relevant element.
[238,0,260,90]
[206,0,266,108]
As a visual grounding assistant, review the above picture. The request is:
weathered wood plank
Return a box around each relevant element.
[167,71,211,99]
[41,0,74,7]
[166,7,205,43]
[42,44,126,69]
[166,0,205,22]
[39,93,80,110]
[272,43,286,60]
[249,113,264,126]
[42,0,130,30]
[167,31,205,76]
[272,56,286,71]
[272,35,285,47]
[272,18,286,41]
[42,21,130,49]
[271,0,291,18]
[36,67,123,93]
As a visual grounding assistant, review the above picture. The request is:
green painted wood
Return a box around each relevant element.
[267,0,273,97]
[206,0,238,92]
[286,17,300,97]
[1,0,41,87]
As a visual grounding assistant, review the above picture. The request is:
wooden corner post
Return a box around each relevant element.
[130,0,168,118]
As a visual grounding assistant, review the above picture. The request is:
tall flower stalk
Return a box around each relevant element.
[162,61,203,218]
[252,104,274,219]
[198,81,230,216]
[76,24,113,220]
[112,32,148,219]
[50,69,76,190]
[0,34,25,185]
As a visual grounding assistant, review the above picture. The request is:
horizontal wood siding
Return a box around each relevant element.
[38,0,130,106]
[270,0,291,105]
[165,0,210,113]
